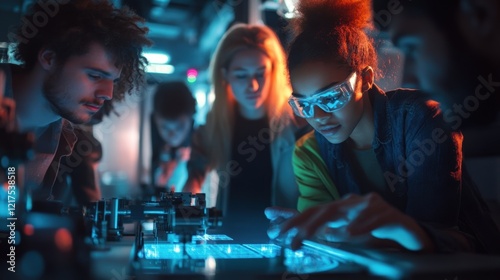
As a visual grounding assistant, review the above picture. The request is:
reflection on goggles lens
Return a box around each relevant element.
[289,72,356,118]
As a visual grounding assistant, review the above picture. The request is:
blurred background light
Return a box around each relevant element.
[187,68,198,83]
[145,64,175,74]
[143,52,170,64]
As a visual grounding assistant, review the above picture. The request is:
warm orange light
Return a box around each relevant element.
[24,224,34,236]
[54,228,73,253]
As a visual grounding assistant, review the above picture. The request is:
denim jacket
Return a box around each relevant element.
[315,85,500,253]
[316,84,463,225]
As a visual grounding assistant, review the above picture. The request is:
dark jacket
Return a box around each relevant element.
[315,85,500,253]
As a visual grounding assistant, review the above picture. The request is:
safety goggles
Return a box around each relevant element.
[288,71,357,118]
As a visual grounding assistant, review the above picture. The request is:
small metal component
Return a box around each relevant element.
[107,198,122,241]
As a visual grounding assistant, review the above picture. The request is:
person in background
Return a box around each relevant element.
[371,0,500,251]
[151,81,196,192]
[372,0,500,157]
[187,23,308,241]
[265,0,500,254]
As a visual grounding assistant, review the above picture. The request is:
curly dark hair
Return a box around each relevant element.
[10,0,152,102]
[153,81,196,119]
[287,0,377,75]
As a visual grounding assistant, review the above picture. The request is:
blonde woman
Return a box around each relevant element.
[187,23,307,240]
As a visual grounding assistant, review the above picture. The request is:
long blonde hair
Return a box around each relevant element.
[202,23,293,169]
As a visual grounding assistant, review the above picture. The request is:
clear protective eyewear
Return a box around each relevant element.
[288,71,357,118]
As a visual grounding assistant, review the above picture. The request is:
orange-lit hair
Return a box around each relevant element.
[288,0,377,76]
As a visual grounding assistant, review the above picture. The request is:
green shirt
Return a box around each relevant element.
[293,131,388,212]
[293,131,340,212]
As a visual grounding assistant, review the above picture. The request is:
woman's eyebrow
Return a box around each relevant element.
[292,80,343,98]
[315,80,341,94]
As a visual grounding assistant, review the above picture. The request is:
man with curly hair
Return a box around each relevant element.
[0,0,151,202]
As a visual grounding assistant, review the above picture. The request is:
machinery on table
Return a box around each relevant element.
[84,192,222,247]
[9,190,499,279]
[84,192,365,279]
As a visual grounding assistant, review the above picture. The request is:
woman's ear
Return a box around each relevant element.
[361,66,374,92]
